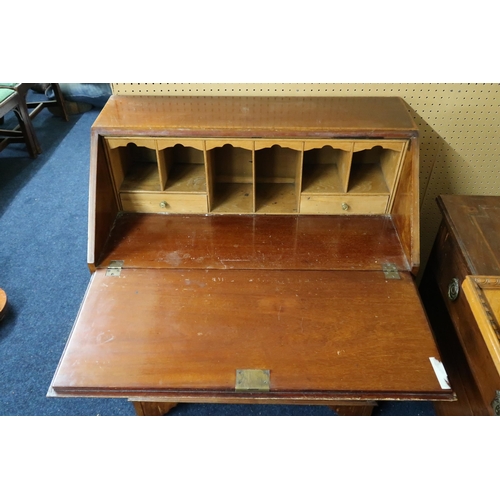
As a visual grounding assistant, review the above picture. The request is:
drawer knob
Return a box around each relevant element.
[448,278,460,301]
[341,203,349,211]
[159,201,169,209]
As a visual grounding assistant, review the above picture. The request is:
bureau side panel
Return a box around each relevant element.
[88,133,119,271]
[391,136,419,273]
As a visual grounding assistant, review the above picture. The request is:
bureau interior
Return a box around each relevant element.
[254,145,301,213]
[207,144,253,213]
[302,144,351,194]
[110,142,161,192]
[159,144,206,193]
[105,138,408,215]
[348,145,402,194]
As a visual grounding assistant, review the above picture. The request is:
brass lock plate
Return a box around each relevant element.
[235,369,270,392]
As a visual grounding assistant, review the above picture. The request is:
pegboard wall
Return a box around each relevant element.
[111,83,500,276]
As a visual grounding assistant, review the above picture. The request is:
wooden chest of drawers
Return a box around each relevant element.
[420,195,500,416]
[48,96,454,415]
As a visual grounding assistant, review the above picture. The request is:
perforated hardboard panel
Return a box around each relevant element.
[111,83,500,276]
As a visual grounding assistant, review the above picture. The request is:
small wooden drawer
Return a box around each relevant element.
[300,195,389,215]
[120,192,208,213]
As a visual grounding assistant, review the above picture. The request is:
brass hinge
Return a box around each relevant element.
[382,263,400,280]
[235,369,270,392]
[106,260,124,277]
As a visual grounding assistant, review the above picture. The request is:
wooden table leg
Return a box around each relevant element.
[132,401,178,416]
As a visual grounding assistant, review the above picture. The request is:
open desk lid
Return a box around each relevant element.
[49,266,454,402]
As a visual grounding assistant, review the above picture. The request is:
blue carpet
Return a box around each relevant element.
[0,103,435,416]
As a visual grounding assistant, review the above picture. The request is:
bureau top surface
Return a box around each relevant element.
[438,195,500,275]
[91,96,417,138]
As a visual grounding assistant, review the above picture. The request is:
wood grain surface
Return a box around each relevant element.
[92,96,417,139]
[420,197,500,415]
[96,213,409,271]
[55,95,442,412]
[50,267,452,401]
[438,195,500,275]
[88,135,120,271]
[462,276,500,376]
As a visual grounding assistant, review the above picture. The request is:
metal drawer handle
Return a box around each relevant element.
[341,203,349,211]
[159,201,169,209]
[448,278,460,301]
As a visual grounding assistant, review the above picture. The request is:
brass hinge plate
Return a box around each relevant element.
[235,369,270,392]
[106,260,124,277]
[382,263,400,279]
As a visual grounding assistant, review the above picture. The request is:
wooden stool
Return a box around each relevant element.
[0,288,7,321]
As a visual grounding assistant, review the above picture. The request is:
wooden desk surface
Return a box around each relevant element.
[96,213,410,271]
[51,214,451,402]
[92,96,417,139]
[437,195,500,275]
[50,267,450,401]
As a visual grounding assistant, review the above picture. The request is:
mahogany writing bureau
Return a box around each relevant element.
[48,96,454,415]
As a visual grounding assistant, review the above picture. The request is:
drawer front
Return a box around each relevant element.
[433,223,500,414]
[120,193,208,213]
[300,195,388,215]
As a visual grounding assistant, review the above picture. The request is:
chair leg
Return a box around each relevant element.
[11,84,42,155]
[14,102,40,158]
[50,83,69,121]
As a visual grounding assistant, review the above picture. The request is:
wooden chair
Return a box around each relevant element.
[0,83,68,158]
[0,87,40,157]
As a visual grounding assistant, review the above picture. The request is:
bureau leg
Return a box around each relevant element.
[330,405,375,416]
[132,401,178,416]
